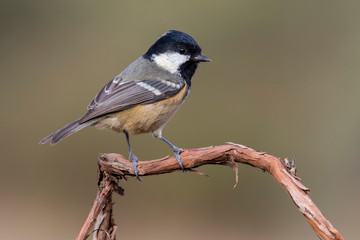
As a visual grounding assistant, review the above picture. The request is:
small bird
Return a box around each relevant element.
[39,30,210,180]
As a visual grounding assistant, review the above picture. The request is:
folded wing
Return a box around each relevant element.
[79,78,185,123]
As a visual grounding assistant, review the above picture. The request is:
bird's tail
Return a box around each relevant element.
[39,117,99,146]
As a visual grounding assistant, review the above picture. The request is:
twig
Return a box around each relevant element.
[76,143,343,240]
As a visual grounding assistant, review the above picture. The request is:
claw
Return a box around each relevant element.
[130,153,142,181]
[156,136,185,172]
[124,131,142,181]
[173,147,184,171]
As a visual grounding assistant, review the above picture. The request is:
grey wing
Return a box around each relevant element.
[79,78,185,124]
[87,76,124,111]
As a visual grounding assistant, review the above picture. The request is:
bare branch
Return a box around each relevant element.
[77,143,343,240]
[76,169,120,240]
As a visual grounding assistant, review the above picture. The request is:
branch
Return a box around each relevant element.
[76,167,122,240]
[77,143,343,240]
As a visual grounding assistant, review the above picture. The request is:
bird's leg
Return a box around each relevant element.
[124,131,142,181]
[157,136,184,171]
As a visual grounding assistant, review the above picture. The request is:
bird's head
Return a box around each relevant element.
[144,30,211,82]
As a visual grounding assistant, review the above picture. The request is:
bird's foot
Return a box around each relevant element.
[173,147,185,171]
[129,153,142,181]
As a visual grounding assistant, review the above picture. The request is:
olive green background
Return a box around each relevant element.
[1,1,359,239]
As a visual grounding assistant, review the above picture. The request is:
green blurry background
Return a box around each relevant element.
[1,1,359,239]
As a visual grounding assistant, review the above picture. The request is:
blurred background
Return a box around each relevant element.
[1,0,359,239]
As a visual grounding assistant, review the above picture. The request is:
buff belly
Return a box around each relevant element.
[92,86,188,135]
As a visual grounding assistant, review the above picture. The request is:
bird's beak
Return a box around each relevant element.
[193,54,211,62]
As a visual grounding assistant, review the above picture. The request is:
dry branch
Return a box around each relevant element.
[76,169,121,240]
[76,143,343,240]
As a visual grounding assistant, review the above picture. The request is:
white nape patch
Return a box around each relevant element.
[136,82,162,95]
[152,52,190,75]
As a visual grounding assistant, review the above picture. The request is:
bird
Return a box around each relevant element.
[39,30,211,180]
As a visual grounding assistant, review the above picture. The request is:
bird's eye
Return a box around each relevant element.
[178,48,186,54]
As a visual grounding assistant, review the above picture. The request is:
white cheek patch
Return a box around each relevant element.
[152,52,190,75]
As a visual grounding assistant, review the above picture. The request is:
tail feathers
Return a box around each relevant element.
[39,117,98,146]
